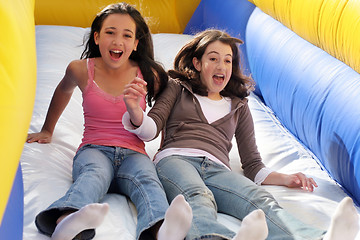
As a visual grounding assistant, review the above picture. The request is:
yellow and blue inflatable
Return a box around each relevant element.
[1,0,360,239]
[0,0,36,239]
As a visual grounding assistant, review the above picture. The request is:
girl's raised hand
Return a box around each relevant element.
[123,77,148,126]
[123,77,147,111]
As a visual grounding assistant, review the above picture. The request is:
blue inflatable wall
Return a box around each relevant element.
[0,164,23,239]
[246,8,360,203]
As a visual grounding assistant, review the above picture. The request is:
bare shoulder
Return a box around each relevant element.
[66,59,87,78]
[65,59,88,90]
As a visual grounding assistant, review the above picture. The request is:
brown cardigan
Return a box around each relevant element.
[148,78,265,181]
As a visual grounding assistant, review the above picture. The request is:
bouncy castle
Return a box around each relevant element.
[1,0,360,239]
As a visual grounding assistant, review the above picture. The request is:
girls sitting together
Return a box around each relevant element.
[27,2,359,240]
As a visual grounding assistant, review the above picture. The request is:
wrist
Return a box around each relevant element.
[263,171,285,186]
[130,119,141,128]
[40,127,54,135]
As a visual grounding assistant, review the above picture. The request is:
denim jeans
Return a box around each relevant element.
[35,144,168,240]
[156,155,325,240]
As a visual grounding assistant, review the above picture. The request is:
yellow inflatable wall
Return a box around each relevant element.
[249,0,360,74]
[0,0,36,224]
[35,0,200,33]
[1,0,200,226]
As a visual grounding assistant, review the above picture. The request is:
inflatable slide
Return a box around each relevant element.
[1,0,360,239]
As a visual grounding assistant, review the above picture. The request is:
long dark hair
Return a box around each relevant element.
[168,29,254,99]
[81,2,167,106]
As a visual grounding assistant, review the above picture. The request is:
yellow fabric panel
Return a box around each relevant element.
[175,0,201,33]
[288,0,324,46]
[34,0,201,33]
[339,1,360,70]
[0,0,36,224]
[249,0,360,74]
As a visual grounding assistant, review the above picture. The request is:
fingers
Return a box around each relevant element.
[303,178,312,192]
[132,76,147,85]
[309,177,318,188]
[26,133,51,144]
[27,137,49,144]
[305,177,317,192]
[124,77,147,97]
[130,77,147,91]
[294,172,317,192]
[26,134,38,143]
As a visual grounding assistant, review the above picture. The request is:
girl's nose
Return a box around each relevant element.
[112,38,123,46]
[217,60,226,70]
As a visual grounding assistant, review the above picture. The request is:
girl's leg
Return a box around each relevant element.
[204,159,325,240]
[114,148,191,240]
[35,145,114,239]
[156,155,236,240]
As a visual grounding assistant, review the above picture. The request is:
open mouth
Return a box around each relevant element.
[213,74,225,84]
[109,50,123,60]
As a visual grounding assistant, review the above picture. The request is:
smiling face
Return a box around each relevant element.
[94,13,139,69]
[193,40,233,100]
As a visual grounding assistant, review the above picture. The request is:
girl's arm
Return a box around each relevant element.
[235,102,266,180]
[123,78,180,140]
[235,102,318,192]
[27,61,80,143]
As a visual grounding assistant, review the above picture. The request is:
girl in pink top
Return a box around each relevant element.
[26,3,192,240]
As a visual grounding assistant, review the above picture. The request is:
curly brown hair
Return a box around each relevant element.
[168,29,254,99]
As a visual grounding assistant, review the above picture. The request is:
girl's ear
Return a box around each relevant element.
[134,39,139,51]
[94,32,99,45]
[192,57,201,71]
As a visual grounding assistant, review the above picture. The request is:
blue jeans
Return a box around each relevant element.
[156,155,325,240]
[35,144,168,240]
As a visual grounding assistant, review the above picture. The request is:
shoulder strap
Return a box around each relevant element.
[86,58,95,84]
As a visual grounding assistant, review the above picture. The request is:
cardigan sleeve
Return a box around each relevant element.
[148,78,182,138]
[122,111,157,141]
[234,101,266,181]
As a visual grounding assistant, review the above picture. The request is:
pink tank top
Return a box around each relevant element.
[78,58,147,155]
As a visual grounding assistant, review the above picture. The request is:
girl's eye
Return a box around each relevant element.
[124,34,133,38]
[210,57,217,61]
[226,60,232,64]
[105,31,114,35]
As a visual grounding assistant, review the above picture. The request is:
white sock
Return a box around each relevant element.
[233,209,268,240]
[51,203,110,240]
[323,197,359,240]
[157,194,193,240]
